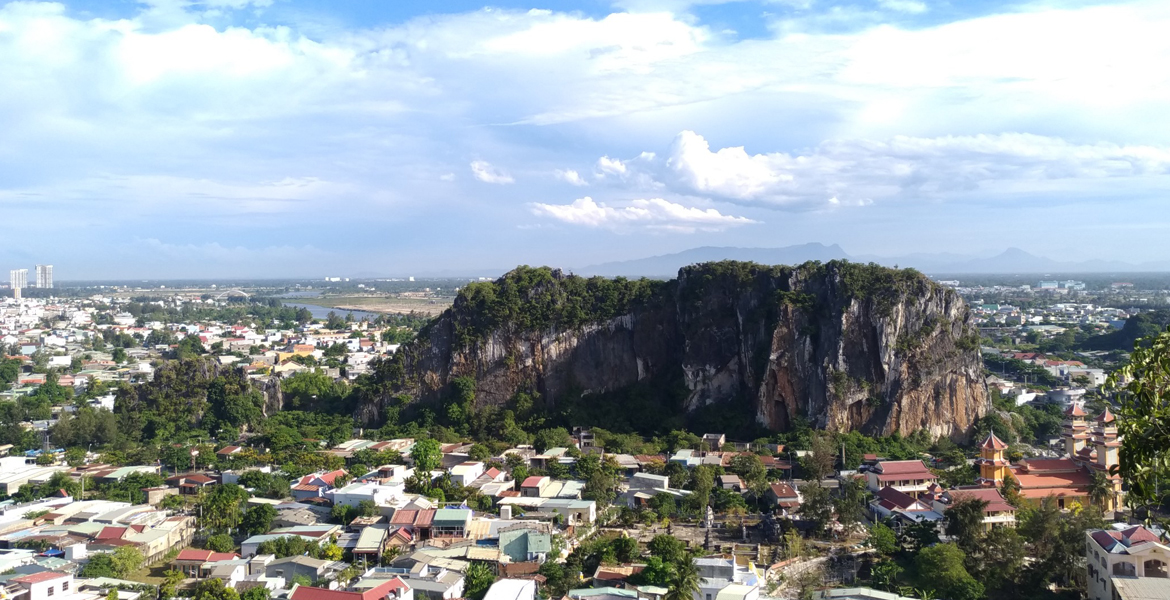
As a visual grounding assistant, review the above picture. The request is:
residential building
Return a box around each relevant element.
[173,549,241,577]
[288,577,412,600]
[869,487,943,529]
[864,460,937,497]
[765,483,801,511]
[431,509,471,538]
[1085,525,1170,600]
[498,525,552,563]
[928,487,1015,530]
[483,579,536,600]
[35,265,52,289]
[265,556,346,583]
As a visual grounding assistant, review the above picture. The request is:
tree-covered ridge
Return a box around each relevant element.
[446,266,666,347]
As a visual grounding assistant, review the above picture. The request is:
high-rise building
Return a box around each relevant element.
[35,264,53,289]
[9,269,27,299]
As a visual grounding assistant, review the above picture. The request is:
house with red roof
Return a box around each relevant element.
[864,460,937,497]
[167,473,218,495]
[929,486,1016,529]
[289,576,412,600]
[173,549,242,577]
[1085,525,1170,600]
[292,469,349,501]
[11,571,75,600]
[766,483,801,511]
[869,486,942,527]
[520,476,550,498]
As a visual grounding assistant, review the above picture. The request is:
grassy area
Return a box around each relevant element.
[124,563,173,586]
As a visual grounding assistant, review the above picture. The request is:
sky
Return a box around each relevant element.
[2,0,1170,279]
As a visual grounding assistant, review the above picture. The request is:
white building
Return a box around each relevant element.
[9,269,27,294]
[483,579,536,600]
[449,462,485,487]
[1086,525,1170,600]
[35,265,52,289]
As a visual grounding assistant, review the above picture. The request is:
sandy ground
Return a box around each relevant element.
[315,296,453,316]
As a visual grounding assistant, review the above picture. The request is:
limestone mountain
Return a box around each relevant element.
[367,260,989,440]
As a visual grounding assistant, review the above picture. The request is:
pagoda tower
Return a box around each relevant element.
[976,431,1011,486]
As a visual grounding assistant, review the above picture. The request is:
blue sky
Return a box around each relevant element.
[2,0,1169,278]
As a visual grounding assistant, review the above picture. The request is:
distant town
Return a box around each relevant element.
[0,265,1168,600]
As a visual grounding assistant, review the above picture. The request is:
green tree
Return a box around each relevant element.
[411,437,442,473]
[241,503,276,535]
[665,557,701,600]
[868,522,898,555]
[834,476,867,528]
[241,587,270,600]
[728,454,766,486]
[870,560,902,592]
[915,543,983,600]
[80,553,118,578]
[647,534,687,565]
[464,561,496,600]
[206,533,235,553]
[192,578,240,600]
[798,483,833,536]
[199,484,249,533]
[160,569,185,600]
[1107,325,1170,518]
[112,546,144,576]
[1087,470,1114,513]
[533,427,572,453]
[944,496,988,555]
[612,536,639,563]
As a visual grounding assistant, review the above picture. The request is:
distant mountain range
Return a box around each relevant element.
[577,243,1170,277]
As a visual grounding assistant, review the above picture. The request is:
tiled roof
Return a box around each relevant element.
[874,460,934,476]
[11,572,68,584]
[1018,458,1080,473]
[290,577,410,600]
[175,549,240,562]
[875,486,928,511]
[946,488,1014,514]
[980,432,1008,451]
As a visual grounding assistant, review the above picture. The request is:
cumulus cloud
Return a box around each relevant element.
[596,156,628,176]
[555,169,588,186]
[654,130,1170,207]
[470,161,514,184]
[530,196,755,232]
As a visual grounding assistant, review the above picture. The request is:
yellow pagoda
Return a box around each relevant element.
[976,431,1011,486]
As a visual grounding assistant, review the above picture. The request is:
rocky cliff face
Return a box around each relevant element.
[385,261,988,440]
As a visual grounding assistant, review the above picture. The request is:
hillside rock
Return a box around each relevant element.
[380,261,989,440]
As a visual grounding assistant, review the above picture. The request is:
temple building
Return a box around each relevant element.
[975,404,1123,511]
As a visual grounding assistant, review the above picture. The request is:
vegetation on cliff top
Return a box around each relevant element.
[447,266,665,348]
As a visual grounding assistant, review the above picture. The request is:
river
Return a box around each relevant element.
[281,302,383,322]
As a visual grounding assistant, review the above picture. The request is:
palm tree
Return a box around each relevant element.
[1089,470,1113,512]
[665,556,701,600]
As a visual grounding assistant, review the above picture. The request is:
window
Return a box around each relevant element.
[48,587,55,597]
[62,582,69,591]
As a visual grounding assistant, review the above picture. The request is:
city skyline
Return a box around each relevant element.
[3,0,1170,278]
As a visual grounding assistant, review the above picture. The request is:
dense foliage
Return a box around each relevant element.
[448,266,664,348]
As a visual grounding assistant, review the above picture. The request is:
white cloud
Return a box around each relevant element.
[470,160,514,184]
[439,173,456,181]
[555,169,588,186]
[878,0,928,14]
[659,130,1170,207]
[530,196,755,231]
[595,156,628,176]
